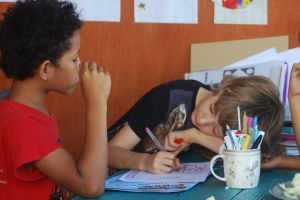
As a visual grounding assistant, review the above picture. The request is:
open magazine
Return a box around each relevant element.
[105,162,211,192]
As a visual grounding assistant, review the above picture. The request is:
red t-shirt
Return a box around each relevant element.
[0,99,62,199]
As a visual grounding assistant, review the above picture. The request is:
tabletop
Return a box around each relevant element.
[73,152,298,200]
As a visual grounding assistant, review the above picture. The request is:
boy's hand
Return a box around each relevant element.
[80,62,111,105]
[145,151,180,174]
[289,63,300,97]
[164,131,190,155]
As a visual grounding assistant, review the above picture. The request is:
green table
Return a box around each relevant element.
[74,153,298,200]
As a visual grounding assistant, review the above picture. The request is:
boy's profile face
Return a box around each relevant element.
[48,31,81,94]
[191,94,224,138]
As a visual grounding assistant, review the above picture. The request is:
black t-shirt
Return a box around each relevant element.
[108,80,210,153]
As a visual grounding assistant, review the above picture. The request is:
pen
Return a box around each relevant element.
[242,134,251,150]
[237,106,241,130]
[247,117,253,134]
[242,111,247,134]
[224,135,233,150]
[282,62,288,105]
[251,134,264,149]
[226,124,237,149]
[144,127,163,150]
[257,131,265,149]
[145,127,181,170]
[252,115,258,129]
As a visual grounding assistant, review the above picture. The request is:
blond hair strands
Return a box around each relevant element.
[212,75,284,153]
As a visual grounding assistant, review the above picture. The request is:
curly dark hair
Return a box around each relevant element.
[0,0,82,80]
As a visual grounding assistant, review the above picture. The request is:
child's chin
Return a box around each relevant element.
[61,86,77,94]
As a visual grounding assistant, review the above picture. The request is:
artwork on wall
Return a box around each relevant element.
[134,0,198,24]
[213,0,268,25]
[0,0,121,22]
[70,0,120,22]
[212,0,254,10]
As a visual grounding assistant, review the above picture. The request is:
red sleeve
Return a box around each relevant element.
[3,114,62,181]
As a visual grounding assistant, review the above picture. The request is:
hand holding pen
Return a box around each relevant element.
[145,127,182,172]
[164,131,188,153]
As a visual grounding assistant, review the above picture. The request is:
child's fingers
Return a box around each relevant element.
[157,151,175,159]
[173,149,181,156]
[163,134,180,150]
[174,158,181,169]
[155,165,173,174]
[98,66,104,72]
[88,62,97,71]
[150,152,177,174]
[82,62,89,70]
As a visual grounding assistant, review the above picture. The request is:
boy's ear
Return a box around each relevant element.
[38,60,51,80]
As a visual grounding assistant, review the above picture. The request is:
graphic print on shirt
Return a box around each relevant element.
[0,168,6,185]
[143,104,187,153]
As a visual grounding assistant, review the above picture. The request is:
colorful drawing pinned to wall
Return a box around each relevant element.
[212,0,254,10]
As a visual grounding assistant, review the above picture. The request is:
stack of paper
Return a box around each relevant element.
[285,146,300,156]
[105,162,211,192]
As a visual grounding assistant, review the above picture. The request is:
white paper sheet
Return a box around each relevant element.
[70,0,120,22]
[134,0,198,24]
[214,0,267,25]
[0,0,121,22]
[186,60,285,108]
[224,48,280,68]
[187,60,283,86]
[119,162,210,183]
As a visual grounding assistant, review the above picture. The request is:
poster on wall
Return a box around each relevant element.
[134,0,198,24]
[213,0,268,25]
[0,0,121,22]
[70,0,120,22]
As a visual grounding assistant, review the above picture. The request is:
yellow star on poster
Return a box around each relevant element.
[138,2,146,10]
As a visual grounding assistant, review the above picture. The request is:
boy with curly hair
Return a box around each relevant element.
[0,0,111,199]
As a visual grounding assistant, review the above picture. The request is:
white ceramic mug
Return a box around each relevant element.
[210,149,261,189]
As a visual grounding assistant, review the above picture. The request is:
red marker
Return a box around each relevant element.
[174,138,184,144]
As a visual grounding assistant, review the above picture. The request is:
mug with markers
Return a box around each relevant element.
[210,148,261,189]
[210,108,265,189]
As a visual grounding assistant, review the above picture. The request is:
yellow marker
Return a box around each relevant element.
[242,134,251,150]
[247,130,256,149]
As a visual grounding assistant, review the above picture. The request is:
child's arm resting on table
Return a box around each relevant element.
[261,154,300,170]
[164,128,224,154]
[34,62,110,197]
[108,123,179,174]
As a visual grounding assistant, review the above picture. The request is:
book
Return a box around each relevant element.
[285,146,300,156]
[105,162,211,193]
